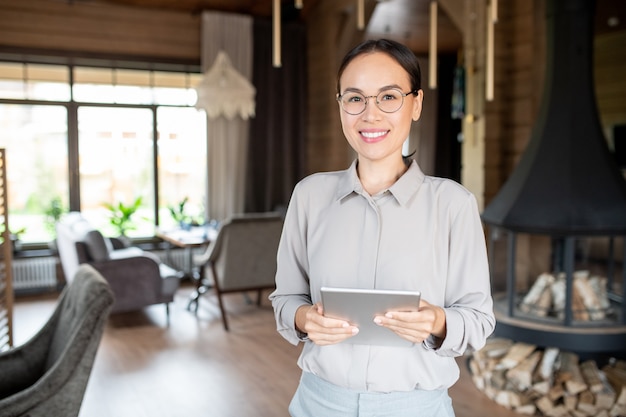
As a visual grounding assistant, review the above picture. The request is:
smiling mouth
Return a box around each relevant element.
[360,130,388,139]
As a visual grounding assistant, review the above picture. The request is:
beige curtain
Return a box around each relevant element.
[201,12,253,222]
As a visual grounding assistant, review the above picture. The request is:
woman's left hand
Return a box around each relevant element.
[373,299,446,344]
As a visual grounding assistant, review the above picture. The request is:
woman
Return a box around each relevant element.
[270,39,495,417]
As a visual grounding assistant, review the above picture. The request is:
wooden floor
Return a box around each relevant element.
[12,284,523,417]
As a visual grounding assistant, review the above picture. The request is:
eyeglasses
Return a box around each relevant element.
[337,88,416,115]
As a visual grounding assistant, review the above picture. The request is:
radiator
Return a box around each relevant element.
[11,249,203,293]
[153,247,204,272]
[12,257,58,292]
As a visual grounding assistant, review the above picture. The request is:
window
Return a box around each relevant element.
[0,61,206,246]
[0,104,68,242]
[0,63,70,101]
[157,107,207,230]
[78,106,155,237]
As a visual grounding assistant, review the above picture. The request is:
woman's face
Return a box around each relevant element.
[338,51,423,165]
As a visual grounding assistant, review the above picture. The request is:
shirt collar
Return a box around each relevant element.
[390,159,425,206]
[335,159,425,207]
[335,160,361,201]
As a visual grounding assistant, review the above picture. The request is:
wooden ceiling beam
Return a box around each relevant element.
[438,0,467,37]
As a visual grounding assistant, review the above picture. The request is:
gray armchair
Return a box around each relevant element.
[55,212,181,318]
[189,213,283,330]
[0,264,114,417]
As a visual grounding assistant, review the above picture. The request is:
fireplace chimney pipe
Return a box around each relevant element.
[481,0,626,236]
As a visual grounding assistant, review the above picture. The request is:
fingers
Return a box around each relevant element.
[373,309,436,344]
[304,303,359,346]
[301,301,443,346]
[309,321,359,346]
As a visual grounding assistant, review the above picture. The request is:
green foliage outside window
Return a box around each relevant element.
[44,197,65,235]
[103,196,143,237]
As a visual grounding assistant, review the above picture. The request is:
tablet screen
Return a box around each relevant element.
[320,287,421,347]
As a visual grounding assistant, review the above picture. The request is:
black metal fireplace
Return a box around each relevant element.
[482,0,626,357]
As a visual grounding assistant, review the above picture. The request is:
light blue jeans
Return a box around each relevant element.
[289,372,456,417]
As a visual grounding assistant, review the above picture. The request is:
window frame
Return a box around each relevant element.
[0,60,205,250]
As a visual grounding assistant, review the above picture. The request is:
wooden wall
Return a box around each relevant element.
[484,0,544,206]
[0,0,200,63]
[595,30,626,146]
[304,0,380,175]
[304,0,355,175]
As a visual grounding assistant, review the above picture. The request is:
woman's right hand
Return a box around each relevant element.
[295,303,359,346]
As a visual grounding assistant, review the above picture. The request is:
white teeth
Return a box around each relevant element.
[361,131,386,138]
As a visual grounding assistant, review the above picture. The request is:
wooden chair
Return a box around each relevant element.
[188,213,283,330]
[0,265,114,417]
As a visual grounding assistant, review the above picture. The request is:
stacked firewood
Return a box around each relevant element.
[520,271,611,321]
[469,338,626,416]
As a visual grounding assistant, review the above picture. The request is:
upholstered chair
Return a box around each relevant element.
[0,264,114,417]
[190,212,283,330]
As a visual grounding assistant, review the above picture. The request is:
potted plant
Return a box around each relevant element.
[44,197,65,237]
[8,226,26,253]
[168,197,190,229]
[103,196,143,238]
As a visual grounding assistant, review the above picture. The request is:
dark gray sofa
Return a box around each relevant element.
[56,212,181,316]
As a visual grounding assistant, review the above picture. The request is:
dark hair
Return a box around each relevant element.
[336,39,422,95]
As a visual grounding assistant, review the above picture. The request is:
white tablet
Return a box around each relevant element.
[320,287,421,347]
